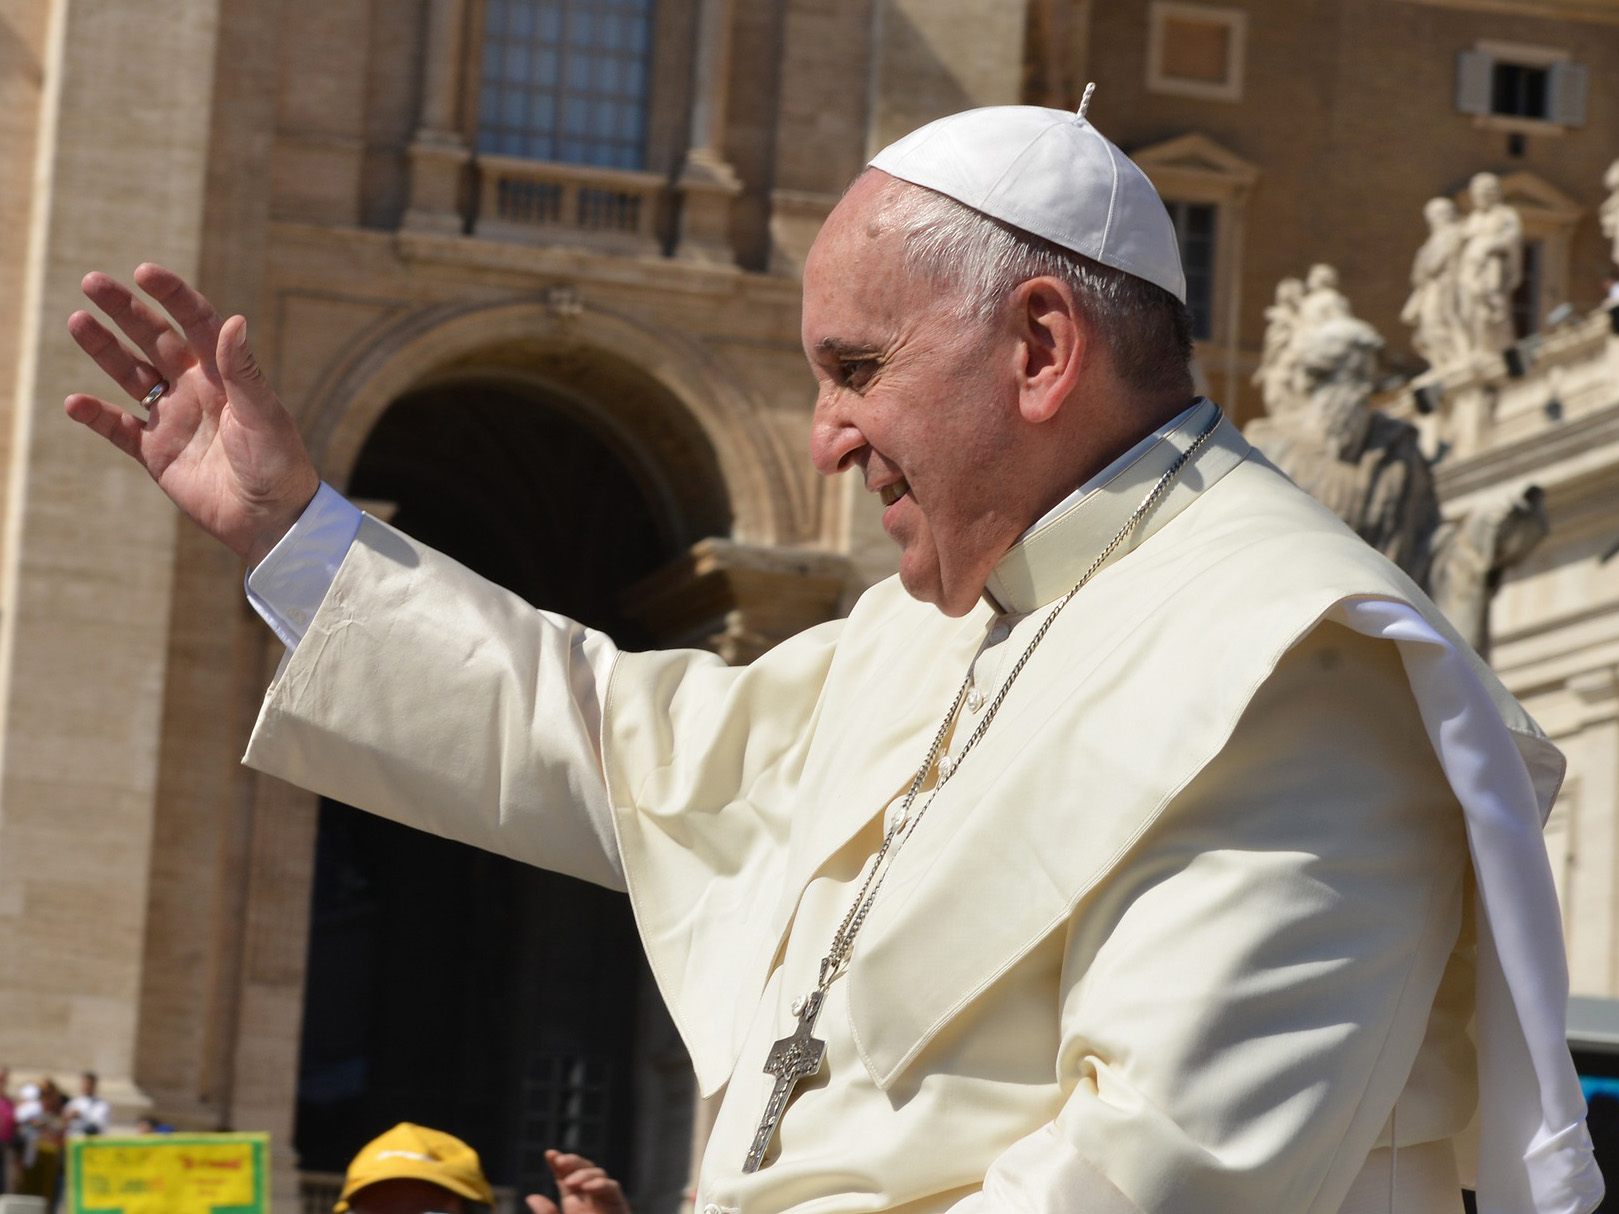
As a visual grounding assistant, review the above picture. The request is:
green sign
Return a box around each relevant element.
[68,1133,268,1214]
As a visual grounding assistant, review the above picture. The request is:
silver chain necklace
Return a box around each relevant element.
[741,414,1221,1173]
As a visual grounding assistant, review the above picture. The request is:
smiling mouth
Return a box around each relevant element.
[879,479,910,507]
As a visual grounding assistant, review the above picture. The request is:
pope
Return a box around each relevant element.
[64,103,1600,1214]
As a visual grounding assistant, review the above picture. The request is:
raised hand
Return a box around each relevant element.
[64,264,320,567]
[525,1150,631,1214]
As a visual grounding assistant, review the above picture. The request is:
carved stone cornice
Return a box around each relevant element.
[1566,665,1619,707]
[1436,399,1619,499]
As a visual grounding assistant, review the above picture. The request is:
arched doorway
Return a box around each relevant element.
[294,374,726,1206]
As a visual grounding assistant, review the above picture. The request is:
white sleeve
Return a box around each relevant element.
[244,484,620,755]
[245,513,627,889]
[245,482,364,649]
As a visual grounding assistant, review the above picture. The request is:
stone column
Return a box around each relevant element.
[403,0,474,234]
[271,0,373,226]
[764,0,873,278]
[1562,667,1619,997]
[864,0,1026,155]
[228,770,321,1208]
[675,0,743,264]
[0,0,221,1122]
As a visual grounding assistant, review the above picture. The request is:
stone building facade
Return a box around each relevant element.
[0,0,1616,1209]
[1030,0,1619,419]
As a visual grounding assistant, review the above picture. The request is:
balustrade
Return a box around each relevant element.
[475,155,667,255]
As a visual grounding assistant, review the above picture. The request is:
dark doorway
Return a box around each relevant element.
[295,379,697,1200]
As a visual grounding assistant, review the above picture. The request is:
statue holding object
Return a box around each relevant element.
[1401,197,1468,371]
[1456,172,1524,360]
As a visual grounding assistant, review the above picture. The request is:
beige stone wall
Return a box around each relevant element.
[0,0,51,554]
[0,0,219,1104]
[868,0,1027,154]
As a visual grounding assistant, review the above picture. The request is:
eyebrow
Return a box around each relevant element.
[815,338,883,358]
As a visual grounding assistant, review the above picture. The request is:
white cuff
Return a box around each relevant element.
[245,482,364,649]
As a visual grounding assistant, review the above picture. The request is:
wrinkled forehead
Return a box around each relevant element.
[807,172,905,269]
[801,180,921,323]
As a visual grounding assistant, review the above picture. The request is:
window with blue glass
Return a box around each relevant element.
[478,0,655,170]
[1165,200,1217,341]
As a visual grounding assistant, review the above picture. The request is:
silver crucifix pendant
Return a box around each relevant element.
[742,989,827,1173]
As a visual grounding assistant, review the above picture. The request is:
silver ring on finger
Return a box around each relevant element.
[138,379,169,410]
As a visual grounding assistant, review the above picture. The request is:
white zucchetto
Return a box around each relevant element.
[868,105,1187,303]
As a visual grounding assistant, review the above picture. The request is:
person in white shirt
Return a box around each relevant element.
[61,103,1600,1213]
[64,1072,108,1137]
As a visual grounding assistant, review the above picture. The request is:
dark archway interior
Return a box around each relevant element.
[295,380,697,1200]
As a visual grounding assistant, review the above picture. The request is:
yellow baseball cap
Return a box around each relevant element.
[334,1123,494,1212]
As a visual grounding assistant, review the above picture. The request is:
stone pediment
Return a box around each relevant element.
[1130,132,1260,189]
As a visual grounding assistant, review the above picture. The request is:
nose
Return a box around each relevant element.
[810,388,866,478]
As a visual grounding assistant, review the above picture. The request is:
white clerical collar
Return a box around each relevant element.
[982,398,1249,615]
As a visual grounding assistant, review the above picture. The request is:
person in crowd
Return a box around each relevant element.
[525,1149,630,1214]
[334,1123,628,1214]
[0,1066,15,1194]
[15,1080,68,1209]
[333,1122,493,1214]
[64,1071,108,1137]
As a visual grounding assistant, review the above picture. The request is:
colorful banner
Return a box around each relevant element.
[68,1133,268,1214]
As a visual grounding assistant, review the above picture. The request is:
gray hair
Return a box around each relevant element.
[867,177,1195,398]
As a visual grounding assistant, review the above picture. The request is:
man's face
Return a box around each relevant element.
[348,1178,465,1214]
[804,174,1025,616]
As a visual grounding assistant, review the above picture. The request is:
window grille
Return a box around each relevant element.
[496,177,565,223]
[1165,201,1217,341]
[478,0,655,169]
[516,1050,615,1196]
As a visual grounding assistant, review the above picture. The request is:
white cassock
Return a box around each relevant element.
[244,400,1601,1214]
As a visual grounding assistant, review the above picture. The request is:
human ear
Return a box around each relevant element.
[1012,276,1084,424]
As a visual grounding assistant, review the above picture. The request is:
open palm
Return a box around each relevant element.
[525,1150,631,1214]
[64,264,319,566]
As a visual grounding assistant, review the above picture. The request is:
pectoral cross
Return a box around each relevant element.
[742,988,826,1173]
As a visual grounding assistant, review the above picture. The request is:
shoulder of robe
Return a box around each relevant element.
[1189,456,1558,809]
[844,453,1558,1088]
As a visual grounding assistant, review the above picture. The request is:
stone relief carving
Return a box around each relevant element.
[1456,172,1524,360]
[1401,197,1468,370]
[1244,305,1546,654]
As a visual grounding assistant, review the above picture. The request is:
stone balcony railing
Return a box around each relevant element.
[473,155,668,256]
[403,136,841,270]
